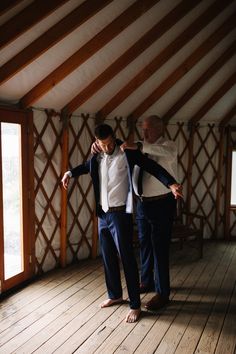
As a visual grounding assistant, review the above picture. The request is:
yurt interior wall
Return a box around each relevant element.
[0,0,236,282]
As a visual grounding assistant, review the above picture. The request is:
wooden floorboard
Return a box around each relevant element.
[0,260,100,322]
[0,242,235,354]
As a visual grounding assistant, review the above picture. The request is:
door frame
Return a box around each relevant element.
[0,106,35,293]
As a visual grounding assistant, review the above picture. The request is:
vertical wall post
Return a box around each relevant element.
[186,124,195,213]
[60,111,69,267]
[215,127,225,239]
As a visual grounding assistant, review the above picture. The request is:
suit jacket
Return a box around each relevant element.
[70,140,176,217]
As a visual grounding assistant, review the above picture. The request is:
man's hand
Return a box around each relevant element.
[169,183,183,199]
[120,142,142,152]
[61,172,71,190]
[91,140,102,154]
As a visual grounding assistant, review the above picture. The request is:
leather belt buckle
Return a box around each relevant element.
[137,193,172,202]
[107,205,126,212]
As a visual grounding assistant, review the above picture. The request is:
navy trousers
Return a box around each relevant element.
[136,193,176,297]
[99,210,141,309]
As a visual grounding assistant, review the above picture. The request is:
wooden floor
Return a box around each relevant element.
[0,242,236,354]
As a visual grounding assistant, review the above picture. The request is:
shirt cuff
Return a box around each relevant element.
[142,142,152,154]
[67,171,72,178]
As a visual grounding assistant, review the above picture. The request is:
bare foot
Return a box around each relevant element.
[125,308,141,323]
[100,297,123,308]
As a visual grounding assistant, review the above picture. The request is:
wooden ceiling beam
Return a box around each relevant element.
[98,0,234,119]
[19,0,159,109]
[219,104,236,128]
[0,0,113,85]
[163,41,236,124]
[0,0,69,50]
[0,0,24,16]
[62,0,201,115]
[130,11,236,120]
[189,71,236,127]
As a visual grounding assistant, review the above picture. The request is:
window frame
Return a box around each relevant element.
[230,148,236,210]
[0,106,35,293]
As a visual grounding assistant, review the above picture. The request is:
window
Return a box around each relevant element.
[1,123,23,279]
[231,150,236,206]
[0,107,34,293]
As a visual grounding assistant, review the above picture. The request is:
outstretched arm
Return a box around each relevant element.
[126,149,176,186]
[61,171,72,190]
[61,160,90,190]
[124,149,183,198]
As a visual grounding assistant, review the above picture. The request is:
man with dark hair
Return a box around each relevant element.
[94,123,114,140]
[62,124,182,322]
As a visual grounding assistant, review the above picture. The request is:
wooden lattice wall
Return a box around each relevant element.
[66,114,95,263]
[33,109,62,274]
[33,109,233,273]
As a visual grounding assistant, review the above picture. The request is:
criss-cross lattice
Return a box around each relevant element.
[66,114,95,262]
[104,117,130,141]
[189,124,220,237]
[215,129,227,239]
[34,110,62,274]
[229,210,236,236]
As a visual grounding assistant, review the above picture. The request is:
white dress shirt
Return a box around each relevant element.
[98,146,129,209]
[133,136,178,197]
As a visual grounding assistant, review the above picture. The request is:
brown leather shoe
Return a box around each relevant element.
[144,294,169,311]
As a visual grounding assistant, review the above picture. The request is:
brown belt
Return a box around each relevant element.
[106,205,126,212]
[136,192,172,202]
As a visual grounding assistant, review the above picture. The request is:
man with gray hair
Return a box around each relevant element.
[121,115,180,311]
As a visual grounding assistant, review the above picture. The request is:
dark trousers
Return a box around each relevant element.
[98,210,141,309]
[136,194,176,297]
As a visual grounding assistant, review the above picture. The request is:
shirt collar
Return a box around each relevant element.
[100,145,120,160]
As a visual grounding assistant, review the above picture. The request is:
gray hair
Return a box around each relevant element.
[144,115,163,128]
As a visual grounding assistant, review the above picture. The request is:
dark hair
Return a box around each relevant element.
[94,124,115,140]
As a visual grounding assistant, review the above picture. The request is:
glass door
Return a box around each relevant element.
[0,108,34,293]
[1,122,23,279]
[230,150,236,207]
